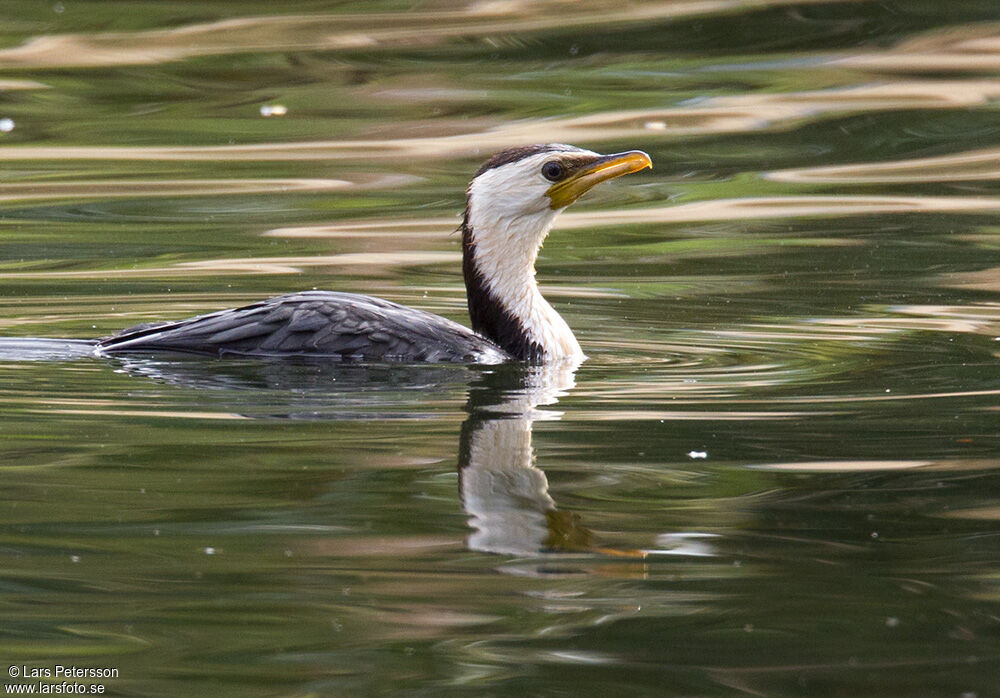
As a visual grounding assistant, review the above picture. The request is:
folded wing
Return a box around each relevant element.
[97,291,508,363]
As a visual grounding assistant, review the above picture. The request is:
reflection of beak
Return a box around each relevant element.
[546,150,652,209]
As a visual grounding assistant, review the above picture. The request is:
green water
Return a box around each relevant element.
[2,2,1000,696]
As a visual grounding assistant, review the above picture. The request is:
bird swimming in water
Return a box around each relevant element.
[95,144,651,363]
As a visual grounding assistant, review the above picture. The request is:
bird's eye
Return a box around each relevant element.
[541,161,565,182]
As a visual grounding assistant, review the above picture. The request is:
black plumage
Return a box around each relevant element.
[97,291,508,363]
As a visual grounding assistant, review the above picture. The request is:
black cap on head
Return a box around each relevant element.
[473,144,575,178]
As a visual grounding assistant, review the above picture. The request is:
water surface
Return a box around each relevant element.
[1,2,1000,696]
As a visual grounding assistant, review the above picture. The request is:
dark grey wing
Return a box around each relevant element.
[96,291,509,363]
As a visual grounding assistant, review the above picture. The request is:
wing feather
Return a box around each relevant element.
[97,291,509,363]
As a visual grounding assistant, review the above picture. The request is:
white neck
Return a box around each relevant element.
[472,228,581,356]
[464,192,583,361]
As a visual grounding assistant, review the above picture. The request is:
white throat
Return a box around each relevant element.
[465,196,583,360]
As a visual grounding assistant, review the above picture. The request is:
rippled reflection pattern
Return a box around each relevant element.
[1,1,1000,696]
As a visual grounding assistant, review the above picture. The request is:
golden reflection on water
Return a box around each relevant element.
[751,460,932,472]
[263,221,455,240]
[769,147,1000,184]
[940,501,1000,520]
[754,459,1000,473]
[263,195,1000,242]
[0,79,47,90]
[0,252,461,279]
[2,80,998,163]
[572,409,832,421]
[3,191,996,281]
[43,408,250,420]
[739,388,1000,404]
[559,196,1000,225]
[819,305,1000,336]
[0,177,414,202]
[838,22,1000,73]
[0,0,855,69]
[939,269,1000,292]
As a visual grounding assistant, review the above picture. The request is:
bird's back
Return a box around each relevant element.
[96,291,509,363]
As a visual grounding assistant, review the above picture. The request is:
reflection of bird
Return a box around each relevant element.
[96,144,651,363]
[459,361,595,555]
[459,362,649,559]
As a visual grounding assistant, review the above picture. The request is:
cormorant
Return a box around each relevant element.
[95,144,651,363]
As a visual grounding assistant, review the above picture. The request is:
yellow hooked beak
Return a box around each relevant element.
[546,150,652,209]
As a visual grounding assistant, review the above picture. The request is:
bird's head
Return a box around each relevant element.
[461,143,651,361]
[464,144,652,247]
